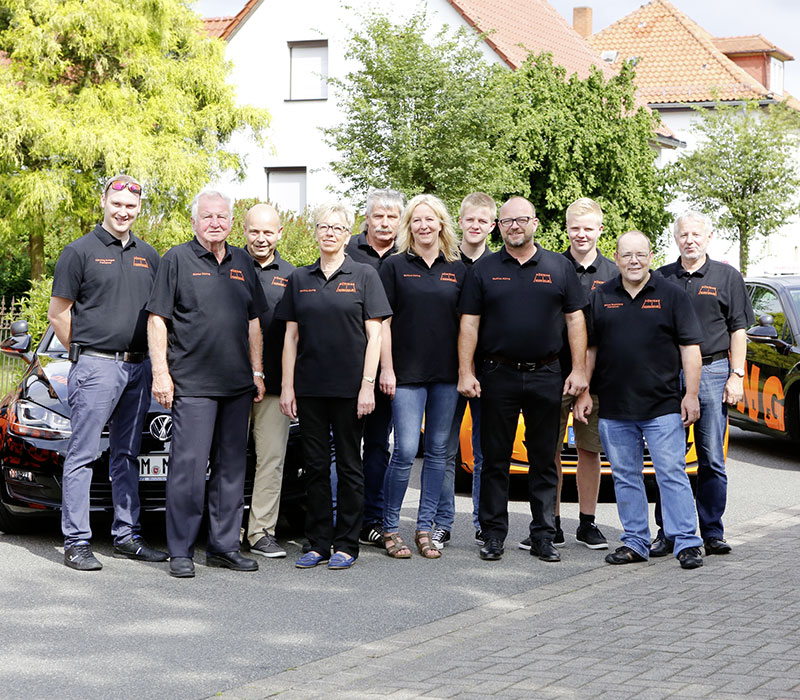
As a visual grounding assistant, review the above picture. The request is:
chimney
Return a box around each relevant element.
[573,7,592,38]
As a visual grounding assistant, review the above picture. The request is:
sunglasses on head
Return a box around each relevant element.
[106,180,142,195]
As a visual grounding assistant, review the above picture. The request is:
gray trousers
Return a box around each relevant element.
[63,356,151,546]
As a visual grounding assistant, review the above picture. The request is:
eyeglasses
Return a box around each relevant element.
[618,252,650,262]
[316,223,348,235]
[106,180,142,195]
[497,216,533,228]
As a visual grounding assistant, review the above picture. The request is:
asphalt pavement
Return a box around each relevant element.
[0,427,798,700]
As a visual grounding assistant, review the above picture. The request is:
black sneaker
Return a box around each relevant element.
[650,533,674,558]
[358,524,383,547]
[604,546,646,565]
[249,532,286,558]
[553,524,566,548]
[475,530,485,546]
[677,546,704,570]
[431,527,450,551]
[575,522,608,550]
[113,535,168,562]
[518,536,532,551]
[64,542,102,571]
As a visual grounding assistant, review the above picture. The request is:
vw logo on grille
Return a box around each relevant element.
[149,414,172,442]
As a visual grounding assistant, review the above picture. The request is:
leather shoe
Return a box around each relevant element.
[530,539,561,562]
[605,546,647,565]
[206,550,259,571]
[169,557,195,578]
[704,537,732,555]
[114,536,169,562]
[677,546,703,569]
[649,534,674,558]
[479,538,504,561]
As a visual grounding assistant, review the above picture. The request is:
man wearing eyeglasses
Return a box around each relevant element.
[147,189,267,578]
[49,174,167,571]
[573,231,705,570]
[458,196,589,563]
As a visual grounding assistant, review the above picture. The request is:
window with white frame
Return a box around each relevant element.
[288,40,328,101]
[770,56,784,95]
[265,167,307,213]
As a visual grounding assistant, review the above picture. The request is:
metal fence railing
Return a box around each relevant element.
[0,297,25,395]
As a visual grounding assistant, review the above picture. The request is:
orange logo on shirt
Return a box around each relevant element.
[591,280,605,290]
[533,273,552,283]
[403,273,421,278]
[271,276,288,287]
[299,288,317,293]
[230,268,245,282]
[94,258,115,265]
[133,256,149,269]
[642,298,661,309]
[336,282,357,293]
[492,277,511,281]
[604,302,624,309]
[440,272,457,283]
[698,285,718,296]
[192,272,211,277]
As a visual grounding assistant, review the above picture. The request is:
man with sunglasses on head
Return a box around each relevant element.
[49,174,167,571]
[458,196,589,564]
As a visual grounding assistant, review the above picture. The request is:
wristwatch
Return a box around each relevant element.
[731,368,745,378]
[253,371,265,379]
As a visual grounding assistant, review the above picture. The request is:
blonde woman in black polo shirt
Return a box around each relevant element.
[379,194,467,558]
[277,203,392,570]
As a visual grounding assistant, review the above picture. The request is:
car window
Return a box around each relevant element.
[750,286,791,342]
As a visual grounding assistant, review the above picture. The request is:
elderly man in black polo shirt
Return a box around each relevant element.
[48,174,166,571]
[650,211,754,557]
[575,231,705,569]
[345,188,405,547]
[242,203,295,559]
[147,189,267,578]
[458,196,589,563]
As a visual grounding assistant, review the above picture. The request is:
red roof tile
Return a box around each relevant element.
[202,16,235,40]
[201,0,262,41]
[713,35,793,61]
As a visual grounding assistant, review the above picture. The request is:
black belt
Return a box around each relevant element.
[701,350,728,365]
[485,353,558,372]
[81,348,147,363]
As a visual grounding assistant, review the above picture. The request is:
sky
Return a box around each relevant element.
[193,0,800,96]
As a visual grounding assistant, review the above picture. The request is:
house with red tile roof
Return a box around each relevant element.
[201,0,679,213]
[586,0,800,273]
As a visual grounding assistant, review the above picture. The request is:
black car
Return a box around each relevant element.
[728,275,800,442]
[0,321,306,534]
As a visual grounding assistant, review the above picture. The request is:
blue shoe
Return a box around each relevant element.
[327,552,356,570]
[295,551,329,568]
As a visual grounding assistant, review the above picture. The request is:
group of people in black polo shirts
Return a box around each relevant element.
[50,175,751,576]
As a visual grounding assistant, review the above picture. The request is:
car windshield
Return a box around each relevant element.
[791,288,800,320]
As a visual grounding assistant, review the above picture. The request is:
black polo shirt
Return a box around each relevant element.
[275,256,392,398]
[658,257,754,357]
[559,249,618,378]
[588,272,703,420]
[250,250,296,395]
[460,246,492,266]
[146,238,267,398]
[459,246,588,362]
[379,252,467,384]
[345,232,396,270]
[51,224,160,353]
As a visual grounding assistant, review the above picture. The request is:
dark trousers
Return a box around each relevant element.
[297,397,365,558]
[166,392,251,557]
[361,390,393,527]
[479,360,562,543]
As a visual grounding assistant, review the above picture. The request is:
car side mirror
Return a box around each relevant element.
[746,314,779,342]
[1,319,32,357]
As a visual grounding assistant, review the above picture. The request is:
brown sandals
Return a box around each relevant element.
[383,532,412,558]
[414,531,441,559]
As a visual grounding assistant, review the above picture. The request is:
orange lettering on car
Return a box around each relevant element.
[737,362,761,421]
[763,375,785,431]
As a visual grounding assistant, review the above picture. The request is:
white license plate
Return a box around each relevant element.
[138,454,169,481]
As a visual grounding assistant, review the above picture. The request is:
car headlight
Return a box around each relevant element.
[8,399,72,439]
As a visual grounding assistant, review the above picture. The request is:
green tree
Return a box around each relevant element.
[324,10,670,250]
[0,0,268,281]
[323,9,517,213]
[664,101,800,274]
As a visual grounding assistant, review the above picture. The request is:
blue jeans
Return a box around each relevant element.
[599,413,702,559]
[655,358,730,540]
[383,383,459,532]
[63,355,151,547]
[436,395,482,531]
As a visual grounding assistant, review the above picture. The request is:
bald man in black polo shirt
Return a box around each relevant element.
[49,174,166,571]
[147,189,267,578]
[459,196,589,563]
